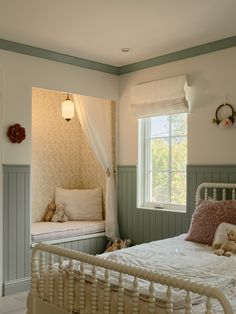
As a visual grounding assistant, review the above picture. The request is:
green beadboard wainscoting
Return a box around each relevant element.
[3,163,236,294]
[3,165,31,295]
[2,164,106,295]
[117,165,236,245]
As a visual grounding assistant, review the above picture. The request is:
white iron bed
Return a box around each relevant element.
[27,182,236,314]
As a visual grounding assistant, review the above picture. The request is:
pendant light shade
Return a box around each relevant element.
[62,93,74,121]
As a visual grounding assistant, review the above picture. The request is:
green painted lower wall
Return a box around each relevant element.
[2,164,106,295]
[117,165,236,245]
[3,164,236,294]
[3,165,31,284]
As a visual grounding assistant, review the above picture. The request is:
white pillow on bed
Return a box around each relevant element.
[55,187,102,221]
[213,222,236,246]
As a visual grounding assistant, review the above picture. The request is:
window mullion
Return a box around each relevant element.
[140,117,151,205]
[142,119,147,205]
[169,116,172,204]
[146,118,151,203]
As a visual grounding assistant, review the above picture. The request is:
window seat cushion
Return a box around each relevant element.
[31,221,105,243]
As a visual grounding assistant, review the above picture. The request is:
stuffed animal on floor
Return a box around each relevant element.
[213,229,236,257]
[105,238,132,252]
[41,201,56,222]
[120,239,132,249]
[51,203,69,223]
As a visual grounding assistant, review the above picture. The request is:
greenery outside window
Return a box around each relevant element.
[138,113,187,211]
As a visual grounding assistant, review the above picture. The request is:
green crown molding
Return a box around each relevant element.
[0,39,119,75]
[119,35,236,74]
[0,36,236,76]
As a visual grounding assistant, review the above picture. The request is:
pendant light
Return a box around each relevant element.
[62,93,74,121]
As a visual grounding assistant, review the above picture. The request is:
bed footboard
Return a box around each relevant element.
[27,243,233,314]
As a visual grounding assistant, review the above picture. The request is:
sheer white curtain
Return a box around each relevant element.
[73,94,119,239]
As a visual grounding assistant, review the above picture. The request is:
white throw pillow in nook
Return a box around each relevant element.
[55,187,102,221]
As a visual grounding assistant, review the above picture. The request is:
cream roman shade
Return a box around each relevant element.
[130,75,188,118]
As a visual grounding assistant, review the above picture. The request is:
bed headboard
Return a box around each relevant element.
[195,182,236,206]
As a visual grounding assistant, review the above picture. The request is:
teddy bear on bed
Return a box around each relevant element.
[41,201,56,222]
[51,203,69,223]
[213,229,236,257]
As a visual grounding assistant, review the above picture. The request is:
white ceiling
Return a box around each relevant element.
[1,0,236,67]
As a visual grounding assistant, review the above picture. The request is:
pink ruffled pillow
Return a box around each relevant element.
[186,200,236,245]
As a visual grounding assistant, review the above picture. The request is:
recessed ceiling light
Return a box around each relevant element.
[121,48,131,52]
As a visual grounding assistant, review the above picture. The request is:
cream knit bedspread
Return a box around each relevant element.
[43,234,236,313]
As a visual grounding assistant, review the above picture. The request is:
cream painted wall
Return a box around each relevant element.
[1,45,236,294]
[118,47,236,165]
[0,49,118,295]
[0,49,119,165]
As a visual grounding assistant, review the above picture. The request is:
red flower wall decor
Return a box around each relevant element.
[7,123,26,143]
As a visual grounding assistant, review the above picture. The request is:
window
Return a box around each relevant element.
[138,113,187,211]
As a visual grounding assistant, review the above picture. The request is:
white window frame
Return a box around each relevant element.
[137,114,187,212]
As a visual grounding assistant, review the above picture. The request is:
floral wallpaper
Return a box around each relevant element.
[31,88,115,222]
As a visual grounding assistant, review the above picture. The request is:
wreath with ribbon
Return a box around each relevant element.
[7,123,26,143]
[212,103,235,128]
